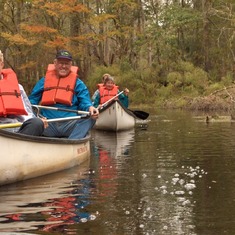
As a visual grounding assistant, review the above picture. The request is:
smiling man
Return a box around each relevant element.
[29,50,99,139]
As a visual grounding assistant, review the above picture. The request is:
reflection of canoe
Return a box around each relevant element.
[0,130,90,186]
[0,161,90,231]
[92,129,135,157]
[95,100,136,131]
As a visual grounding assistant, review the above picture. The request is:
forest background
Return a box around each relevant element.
[1,0,235,111]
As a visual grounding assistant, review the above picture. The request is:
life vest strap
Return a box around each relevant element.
[44,86,75,93]
[0,90,21,98]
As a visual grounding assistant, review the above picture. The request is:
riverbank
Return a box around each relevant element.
[161,85,235,112]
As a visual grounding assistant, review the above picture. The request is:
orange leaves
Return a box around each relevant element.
[41,1,90,17]
[21,24,57,34]
[45,36,70,49]
[1,32,37,46]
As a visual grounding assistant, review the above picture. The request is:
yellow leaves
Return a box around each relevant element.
[72,4,90,14]
[112,0,138,11]
[1,32,37,46]
[44,36,70,49]
[71,35,88,42]
[21,24,57,34]
[90,14,116,26]
[41,1,90,17]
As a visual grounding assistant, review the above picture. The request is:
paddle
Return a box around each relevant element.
[128,109,149,120]
[32,105,90,115]
[0,115,90,129]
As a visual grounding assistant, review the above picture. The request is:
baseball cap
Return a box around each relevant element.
[55,50,72,60]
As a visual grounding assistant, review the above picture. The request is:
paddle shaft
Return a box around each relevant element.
[32,105,90,115]
[0,115,89,129]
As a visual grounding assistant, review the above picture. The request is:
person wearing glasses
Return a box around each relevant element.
[29,50,99,139]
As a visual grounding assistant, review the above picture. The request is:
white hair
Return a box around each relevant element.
[0,50,3,62]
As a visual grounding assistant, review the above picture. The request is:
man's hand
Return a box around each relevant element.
[89,106,99,119]
[40,117,48,128]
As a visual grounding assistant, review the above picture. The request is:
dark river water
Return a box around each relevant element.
[1,109,235,235]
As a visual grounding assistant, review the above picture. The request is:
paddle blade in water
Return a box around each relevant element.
[130,110,149,120]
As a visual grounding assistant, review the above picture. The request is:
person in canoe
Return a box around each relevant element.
[91,73,110,101]
[0,50,47,135]
[92,75,129,109]
[29,50,99,139]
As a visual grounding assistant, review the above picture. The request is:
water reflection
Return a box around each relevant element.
[90,129,135,198]
[0,160,95,233]
[131,110,235,235]
[91,129,135,157]
[2,110,235,234]
[0,129,136,234]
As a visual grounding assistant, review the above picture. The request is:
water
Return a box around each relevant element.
[1,109,235,234]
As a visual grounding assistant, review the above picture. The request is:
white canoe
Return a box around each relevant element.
[95,100,136,131]
[0,130,90,186]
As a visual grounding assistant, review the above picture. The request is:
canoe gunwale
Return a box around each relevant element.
[0,129,90,144]
[100,100,136,118]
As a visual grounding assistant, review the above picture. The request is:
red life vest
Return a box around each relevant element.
[0,69,27,117]
[99,84,118,105]
[41,64,79,106]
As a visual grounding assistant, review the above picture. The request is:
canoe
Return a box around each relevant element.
[95,100,136,131]
[0,129,90,186]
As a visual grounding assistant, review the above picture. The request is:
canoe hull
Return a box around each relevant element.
[95,100,136,131]
[0,130,90,185]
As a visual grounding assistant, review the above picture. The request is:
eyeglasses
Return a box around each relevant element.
[57,61,71,66]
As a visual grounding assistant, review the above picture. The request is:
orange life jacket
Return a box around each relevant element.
[41,64,79,106]
[97,83,104,88]
[0,69,27,117]
[99,85,119,105]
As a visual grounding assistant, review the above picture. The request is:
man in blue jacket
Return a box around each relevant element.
[29,50,99,139]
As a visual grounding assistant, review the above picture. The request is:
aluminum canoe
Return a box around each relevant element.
[0,130,90,186]
[94,100,136,131]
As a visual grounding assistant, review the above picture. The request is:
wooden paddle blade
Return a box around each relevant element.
[130,110,149,120]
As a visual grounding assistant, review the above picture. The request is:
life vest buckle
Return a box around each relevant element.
[14,90,20,98]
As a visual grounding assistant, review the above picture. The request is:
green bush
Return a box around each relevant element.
[205,82,224,95]
[157,83,174,99]
[221,73,233,86]
[166,71,183,85]
[177,61,194,72]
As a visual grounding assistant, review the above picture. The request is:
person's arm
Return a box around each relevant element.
[118,89,129,108]
[92,90,101,108]
[91,89,99,101]
[75,79,97,110]
[75,79,99,118]
[28,77,45,105]
[18,84,35,121]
